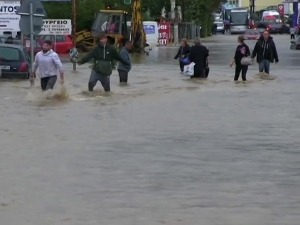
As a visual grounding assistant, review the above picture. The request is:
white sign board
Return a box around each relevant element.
[0,1,20,32]
[39,19,72,35]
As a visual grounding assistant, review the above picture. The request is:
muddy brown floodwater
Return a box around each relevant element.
[0,34,300,225]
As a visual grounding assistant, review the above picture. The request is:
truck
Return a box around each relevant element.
[229,7,249,34]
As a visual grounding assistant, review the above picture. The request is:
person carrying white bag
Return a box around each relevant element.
[230,36,251,81]
[188,39,209,78]
[183,62,195,76]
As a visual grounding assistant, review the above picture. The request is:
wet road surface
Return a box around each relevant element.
[1,34,300,225]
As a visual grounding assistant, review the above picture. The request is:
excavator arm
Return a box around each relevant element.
[130,0,147,53]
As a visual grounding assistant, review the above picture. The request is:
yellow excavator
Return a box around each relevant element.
[75,0,146,53]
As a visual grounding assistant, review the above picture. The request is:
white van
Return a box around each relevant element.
[126,21,159,47]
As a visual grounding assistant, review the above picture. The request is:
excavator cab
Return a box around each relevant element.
[91,10,129,47]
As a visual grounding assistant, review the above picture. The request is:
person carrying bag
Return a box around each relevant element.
[230,36,251,81]
[174,38,191,73]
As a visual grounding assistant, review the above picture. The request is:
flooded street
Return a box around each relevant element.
[1,34,300,225]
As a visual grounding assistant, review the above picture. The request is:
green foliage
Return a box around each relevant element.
[43,0,222,34]
[43,0,168,30]
[43,2,71,20]
[186,0,222,37]
[43,0,103,31]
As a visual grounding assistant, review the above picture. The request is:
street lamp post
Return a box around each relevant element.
[249,0,255,18]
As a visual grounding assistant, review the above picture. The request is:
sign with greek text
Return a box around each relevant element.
[39,19,72,35]
[0,1,20,32]
[158,22,170,46]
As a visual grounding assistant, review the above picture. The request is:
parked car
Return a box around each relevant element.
[244,29,261,40]
[256,21,285,34]
[290,36,300,50]
[0,44,31,79]
[214,21,225,34]
[36,35,73,54]
[0,36,7,43]
[267,23,284,33]
[14,39,42,56]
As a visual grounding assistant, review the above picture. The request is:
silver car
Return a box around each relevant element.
[214,22,225,34]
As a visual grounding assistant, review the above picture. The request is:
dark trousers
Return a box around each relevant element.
[88,70,110,92]
[179,61,184,72]
[118,69,129,83]
[191,64,206,78]
[234,64,248,81]
[41,76,57,91]
[291,34,295,39]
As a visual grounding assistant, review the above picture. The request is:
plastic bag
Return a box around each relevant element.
[183,62,195,76]
[241,57,253,66]
[180,57,190,65]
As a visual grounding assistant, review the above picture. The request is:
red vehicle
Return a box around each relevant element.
[243,29,261,40]
[36,35,74,54]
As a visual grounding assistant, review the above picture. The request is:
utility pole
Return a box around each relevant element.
[171,0,178,44]
[71,0,77,71]
[249,0,255,18]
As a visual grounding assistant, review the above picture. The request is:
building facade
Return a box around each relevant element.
[228,0,284,10]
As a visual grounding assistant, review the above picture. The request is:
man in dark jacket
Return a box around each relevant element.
[77,34,129,92]
[251,31,278,74]
[188,39,209,78]
[117,42,132,83]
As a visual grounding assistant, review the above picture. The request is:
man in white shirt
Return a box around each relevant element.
[32,40,64,91]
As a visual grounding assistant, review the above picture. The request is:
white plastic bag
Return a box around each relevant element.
[241,57,253,66]
[183,62,195,76]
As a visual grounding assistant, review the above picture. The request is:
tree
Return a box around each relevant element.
[43,0,103,31]
[185,0,223,37]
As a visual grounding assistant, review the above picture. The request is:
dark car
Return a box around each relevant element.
[13,39,42,56]
[0,36,7,43]
[256,21,284,34]
[0,44,31,79]
[290,36,300,50]
[256,22,268,33]
[267,23,283,33]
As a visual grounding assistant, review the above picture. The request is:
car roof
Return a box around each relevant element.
[0,43,24,49]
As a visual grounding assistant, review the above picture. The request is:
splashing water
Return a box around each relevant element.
[26,85,69,105]
[255,72,277,80]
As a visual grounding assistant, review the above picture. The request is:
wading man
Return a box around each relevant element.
[32,40,64,91]
[78,34,129,92]
[188,39,209,78]
[251,31,279,74]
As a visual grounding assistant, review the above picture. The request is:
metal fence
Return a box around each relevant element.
[178,22,201,40]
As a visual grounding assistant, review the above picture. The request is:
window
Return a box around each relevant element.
[228,0,239,6]
[55,35,66,42]
[92,13,121,34]
[0,47,20,61]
